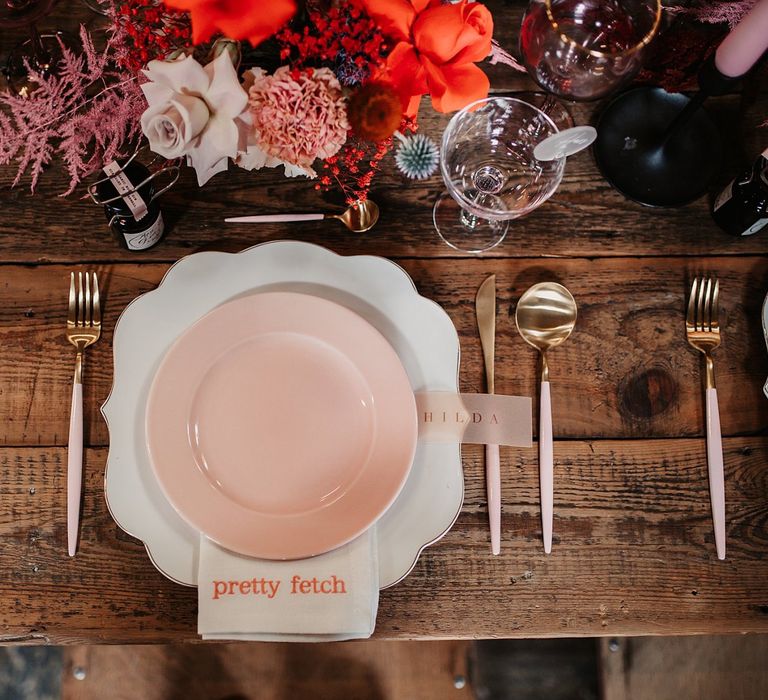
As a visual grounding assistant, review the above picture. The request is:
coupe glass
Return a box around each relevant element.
[434,97,565,253]
[520,0,662,101]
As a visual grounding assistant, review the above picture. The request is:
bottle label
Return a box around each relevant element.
[124,213,165,250]
[103,160,149,221]
[741,217,768,237]
[713,180,733,212]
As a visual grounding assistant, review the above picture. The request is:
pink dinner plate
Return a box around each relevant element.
[145,292,417,560]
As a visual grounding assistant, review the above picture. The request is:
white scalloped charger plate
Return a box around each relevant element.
[102,241,462,588]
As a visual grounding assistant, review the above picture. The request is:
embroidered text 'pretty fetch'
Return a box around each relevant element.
[212,575,347,600]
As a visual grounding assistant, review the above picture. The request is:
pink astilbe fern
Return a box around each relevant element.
[0,25,146,193]
[684,0,758,29]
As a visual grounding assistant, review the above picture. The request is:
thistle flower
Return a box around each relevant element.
[395,133,439,180]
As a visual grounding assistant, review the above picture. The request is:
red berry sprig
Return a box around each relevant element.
[316,117,417,204]
[276,3,387,86]
[113,0,192,72]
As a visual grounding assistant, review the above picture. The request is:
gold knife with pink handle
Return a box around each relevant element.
[475,274,500,555]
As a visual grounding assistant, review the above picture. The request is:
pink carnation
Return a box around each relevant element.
[245,66,348,176]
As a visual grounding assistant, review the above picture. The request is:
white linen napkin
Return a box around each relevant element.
[197,530,379,641]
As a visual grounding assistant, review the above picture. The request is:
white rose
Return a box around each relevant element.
[140,53,248,185]
[141,94,210,159]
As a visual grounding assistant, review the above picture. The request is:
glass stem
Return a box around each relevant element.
[459,208,479,230]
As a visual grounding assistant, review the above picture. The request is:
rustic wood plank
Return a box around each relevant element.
[61,640,471,699]
[599,635,768,700]
[1,437,767,644]
[2,0,768,650]
[1,257,766,448]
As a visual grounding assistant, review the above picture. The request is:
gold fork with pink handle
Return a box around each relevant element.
[66,272,101,557]
[686,276,725,560]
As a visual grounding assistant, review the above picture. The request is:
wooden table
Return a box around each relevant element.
[1,1,767,645]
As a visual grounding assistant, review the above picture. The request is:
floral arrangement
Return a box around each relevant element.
[1,0,759,197]
[0,0,495,202]
[139,0,495,202]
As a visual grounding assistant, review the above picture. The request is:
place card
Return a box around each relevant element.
[416,392,532,447]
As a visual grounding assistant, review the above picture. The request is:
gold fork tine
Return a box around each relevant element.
[711,278,720,331]
[92,273,101,327]
[692,276,699,330]
[68,272,77,327]
[703,277,713,333]
[696,275,706,331]
[686,277,698,328]
[77,272,85,328]
[84,272,92,328]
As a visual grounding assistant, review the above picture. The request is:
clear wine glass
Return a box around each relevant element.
[433,97,565,254]
[520,0,662,101]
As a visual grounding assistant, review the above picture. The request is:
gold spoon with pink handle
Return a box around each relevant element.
[515,282,577,554]
[225,199,380,233]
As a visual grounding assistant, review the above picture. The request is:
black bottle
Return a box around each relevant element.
[712,148,768,237]
[96,160,166,250]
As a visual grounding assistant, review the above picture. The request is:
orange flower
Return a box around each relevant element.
[360,0,493,115]
[164,0,297,47]
[348,82,403,141]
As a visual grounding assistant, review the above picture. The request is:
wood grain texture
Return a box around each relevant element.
[61,641,471,700]
[2,0,768,648]
[1,437,767,644]
[599,635,768,700]
[1,257,767,448]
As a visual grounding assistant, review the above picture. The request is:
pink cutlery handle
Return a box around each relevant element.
[540,381,554,554]
[486,443,501,555]
[224,214,325,223]
[67,382,83,557]
[706,387,726,560]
